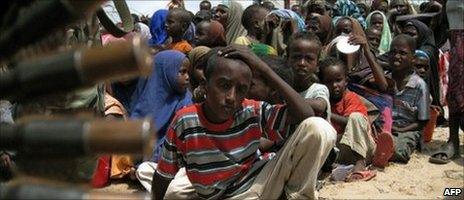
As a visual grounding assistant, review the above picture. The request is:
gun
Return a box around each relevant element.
[0,0,106,60]
[0,35,153,101]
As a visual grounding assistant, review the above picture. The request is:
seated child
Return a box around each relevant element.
[166,8,193,54]
[287,31,331,120]
[319,57,377,182]
[235,4,269,45]
[131,50,193,191]
[414,49,430,81]
[389,34,430,163]
[152,45,336,199]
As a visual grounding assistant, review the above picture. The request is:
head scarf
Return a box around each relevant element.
[269,9,306,32]
[308,13,334,46]
[405,19,436,49]
[188,46,211,70]
[219,1,247,44]
[333,0,366,28]
[390,0,417,15]
[149,9,169,46]
[366,10,392,54]
[208,20,227,47]
[183,22,196,44]
[130,50,193,138]
[415,49,430,61]
[250,43,278,57]
[135,22,152,42]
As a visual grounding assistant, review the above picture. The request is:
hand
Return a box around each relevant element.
[218,45,269,73]
[391,126,403,133]
[348,33,368,47]
[1,152,12,169]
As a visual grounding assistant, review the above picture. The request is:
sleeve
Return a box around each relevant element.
[155,117,183,179]
[343,92,368,117]
[308,84,331,120]
[417,82,431,121]
[259,101,289,142]
[234,36,250,45]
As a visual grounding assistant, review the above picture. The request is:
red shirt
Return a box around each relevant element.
[331,91,368,133]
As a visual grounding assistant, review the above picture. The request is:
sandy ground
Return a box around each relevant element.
[98,127,464,199]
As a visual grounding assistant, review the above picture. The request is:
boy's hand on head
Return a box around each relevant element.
[218,45,269,73]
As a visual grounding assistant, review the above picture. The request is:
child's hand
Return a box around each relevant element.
[218,45,269,73]
[1,152,12,169]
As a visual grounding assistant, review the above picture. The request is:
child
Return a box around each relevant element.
[152,45,336,199]
[319,57,377,182]
[389,34,430,163]
[165,8,193,54]
[194,20,227,48]
[131,50,193,192]
[414,49,430,81]
[214,1,246,44]
[287,31,331,120]
[188,46,211,103]
[234,4,269,45]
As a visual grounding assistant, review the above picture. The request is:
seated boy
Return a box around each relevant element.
[166,8,193,54]
[319,57,376,182]
[152,45,336,199]
[389,34,430,163]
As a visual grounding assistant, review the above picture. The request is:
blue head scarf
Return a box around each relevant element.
[149,9,169,46]
[333,0,366,28]
[269,9,306,32]
[131,50,193,139]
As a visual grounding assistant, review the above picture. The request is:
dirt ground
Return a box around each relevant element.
[98,127,464,199]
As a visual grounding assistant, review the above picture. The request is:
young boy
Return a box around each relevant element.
[234,4,269,45]
[152,45,336,199]
[389,34,430,163]
[287,31,331,120]
[414,50,430,81]
[166,8,193,54]
[319,57,377,182]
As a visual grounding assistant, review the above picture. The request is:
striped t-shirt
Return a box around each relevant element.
[156,99,289,199]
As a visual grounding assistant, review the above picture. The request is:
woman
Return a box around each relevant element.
[214,1,247,44]
[306,13,334,46]
[366,10,392,55]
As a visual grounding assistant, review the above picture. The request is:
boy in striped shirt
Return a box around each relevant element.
[153,45,336,199]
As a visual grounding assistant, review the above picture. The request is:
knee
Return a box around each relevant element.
[297,117,337,144]
[348,112,369,123]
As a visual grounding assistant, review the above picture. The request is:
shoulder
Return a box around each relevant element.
[234,36,250,45]
[408,74,428,91]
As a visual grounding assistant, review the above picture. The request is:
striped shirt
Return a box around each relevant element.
[156,99,289,199]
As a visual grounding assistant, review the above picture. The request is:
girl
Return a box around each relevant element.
[131,50,192,162]
[213,1,246,44]
[194,20,227,48]
[366,10,392,55]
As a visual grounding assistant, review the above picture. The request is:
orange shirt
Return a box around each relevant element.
[170,40,192,54]
[332,91,368,133]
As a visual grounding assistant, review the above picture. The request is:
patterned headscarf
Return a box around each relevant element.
[333,0,366,28]
[250,43,278,57]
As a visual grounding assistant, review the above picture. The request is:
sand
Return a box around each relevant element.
[98,127,464,199]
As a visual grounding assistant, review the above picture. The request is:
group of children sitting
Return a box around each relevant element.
[98,0,460,199]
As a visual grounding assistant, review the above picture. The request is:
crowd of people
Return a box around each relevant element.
[1,0,463,199]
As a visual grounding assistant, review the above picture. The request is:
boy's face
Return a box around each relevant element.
[389,39,414,72]
[176,59,190,94]
[321,65,347,102]
[370,13,383,31]
[194,21,210,46]
[288,39,319,85]
[366,28,382,50]
[204,57,252,123]
[335,19,352,36]
[247,72,272,102]
[414,57,430,79]
[166,12,186,37]
[252,8,270,38]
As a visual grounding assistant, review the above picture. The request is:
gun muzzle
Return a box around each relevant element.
[0,35,153,100]
[0,118,155,158]
[0,0,106,59]
[0,182,150,200]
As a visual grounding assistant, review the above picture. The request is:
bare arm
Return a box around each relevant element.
[331,113,348,128]
[392,121,428,132]
[304,98,327,117]
[220,45,314,123]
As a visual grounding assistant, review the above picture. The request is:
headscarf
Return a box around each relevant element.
[415,49,430,61]
[308,13,334,46]
[183,22,196,44]
[131,50,193,138]
[269,9,306,32]
[366,10,392,54]
[188,46,211,70]
[333,0,366,28]
[390,0,417,15]
[250,43,278,57]
[208,20,227,47]
[148,9,169,46]
[135,22,152,42]
[219,1,247,44]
